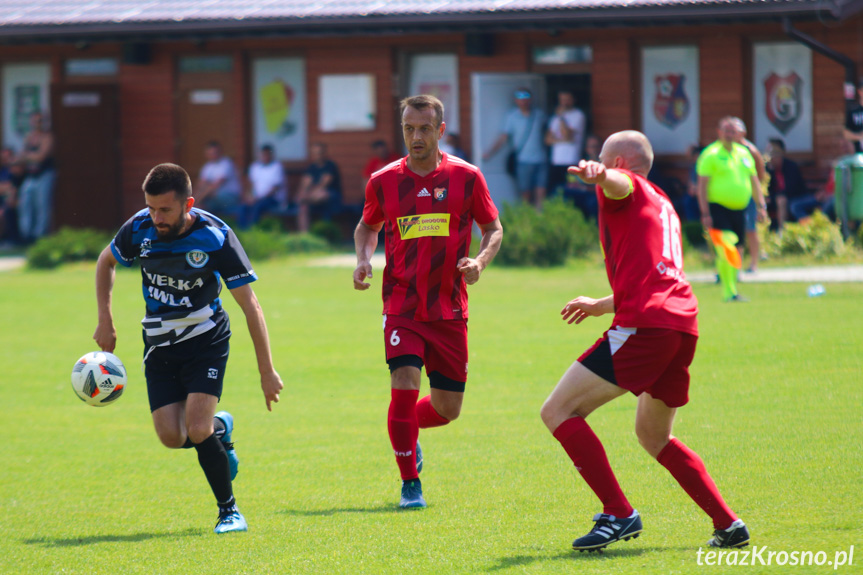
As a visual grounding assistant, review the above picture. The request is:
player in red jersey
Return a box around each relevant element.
[353,94,503,509]
[540,131,749,551]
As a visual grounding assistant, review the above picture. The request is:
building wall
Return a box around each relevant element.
[1,15,861,227]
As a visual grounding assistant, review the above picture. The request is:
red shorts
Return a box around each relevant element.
[383,314,468,389]
[578,326,697,408]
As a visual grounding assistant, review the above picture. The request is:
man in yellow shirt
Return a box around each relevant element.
[696,117,767,301]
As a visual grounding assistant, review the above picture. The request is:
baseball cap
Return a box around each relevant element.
[514,90,532,100]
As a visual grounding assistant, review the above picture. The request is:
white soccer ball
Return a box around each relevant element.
[71,351,128,407]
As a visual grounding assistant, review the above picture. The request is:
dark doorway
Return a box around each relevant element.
[50,84,121,230]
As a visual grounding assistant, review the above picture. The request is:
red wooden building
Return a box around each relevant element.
[2,0,863,228]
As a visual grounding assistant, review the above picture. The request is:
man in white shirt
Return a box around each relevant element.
[545,91,586,197]
[196,141,242,219]
[239,144,286,229]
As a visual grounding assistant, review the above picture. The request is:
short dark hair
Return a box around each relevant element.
[768,138,786,151]
[206,140,222,150]
[400,94,444,127]
[261,144,274,153]
[142,163,192,200]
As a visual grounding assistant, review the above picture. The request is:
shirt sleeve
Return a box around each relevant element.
[362,177,385,226]
[109,216,138,267]
[695,151,712,177]
[471,170,499,225]
[597,172,635,213]
[216,228,257,289]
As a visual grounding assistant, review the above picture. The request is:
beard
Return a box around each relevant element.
[154,219,185,241]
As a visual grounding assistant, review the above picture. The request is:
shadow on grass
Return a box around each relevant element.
[23,527,204,547]
[281,503,401,517]
[485,546,671,571]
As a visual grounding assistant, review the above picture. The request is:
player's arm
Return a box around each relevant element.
[750,174,768,222]
[843,128,863,142]
[483,133,509,160]
[568,160,631,198]
[353,219,383,290]
[696,175,712,228]
[457,217,503,285]
[93,245,118,352]
[229,283,284,411]
[561,295,614,325]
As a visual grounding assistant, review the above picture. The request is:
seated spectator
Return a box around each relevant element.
[791,138,852,223]
[0,147,24,245]
[561,133,600,220]
[296,142,342,233]
[195,140,242,219]
[440,133,469,162]
[362,140,400,183]
[239,144,287,229]
[766,137,807,231]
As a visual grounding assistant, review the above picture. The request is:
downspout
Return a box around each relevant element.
[782,17,857,102]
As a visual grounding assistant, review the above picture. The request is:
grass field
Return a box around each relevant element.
[1,256,861,574]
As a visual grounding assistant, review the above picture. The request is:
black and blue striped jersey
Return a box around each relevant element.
[110,207,256,347]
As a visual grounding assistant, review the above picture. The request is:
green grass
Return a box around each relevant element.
[1,258,861,574]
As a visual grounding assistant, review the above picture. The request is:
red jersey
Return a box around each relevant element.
[597,170,698,335]
[363,153,498,321]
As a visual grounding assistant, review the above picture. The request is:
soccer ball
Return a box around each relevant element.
[71,351,128,407]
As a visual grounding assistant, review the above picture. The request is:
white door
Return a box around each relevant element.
[472,73,545,207]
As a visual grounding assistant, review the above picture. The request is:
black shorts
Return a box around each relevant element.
[143,323,230,412]
[709,202,746,244]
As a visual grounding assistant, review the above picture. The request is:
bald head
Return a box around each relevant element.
[599,130,654,176]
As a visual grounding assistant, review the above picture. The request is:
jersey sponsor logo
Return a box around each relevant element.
[417,188,431,197]
[143,269,205,291]
[434,187,447,201]
[186,250,209,268]
[147,286,193,308]
[207,368,219,379]
[397,213,450,239]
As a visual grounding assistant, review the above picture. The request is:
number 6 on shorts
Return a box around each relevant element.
[390,330,400,346]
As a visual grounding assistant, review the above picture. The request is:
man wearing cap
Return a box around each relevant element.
[484,88,548,208]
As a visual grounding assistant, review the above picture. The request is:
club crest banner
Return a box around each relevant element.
[753,43,812,152]
[642,46,699,154]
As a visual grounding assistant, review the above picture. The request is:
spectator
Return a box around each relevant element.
[439,133,469,162]
[545,90,586,196]
[0,147,24,245]
[730,119,767,272]
[239,144,287,229]
[296,142,342,233]
[696,117,767,302]
[195,141,242,219]
[484,88,548,208]
[843,80,863,153]
[362,140,400,183]
[564,133,600,220]
[790,138,852,222]
[683,144,705,222]
[766,137,807,232]
[17,111,55,243]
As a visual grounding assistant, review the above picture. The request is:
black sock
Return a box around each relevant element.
[181,437,194,449]
[193,433,233,504]
[213,416,226,440]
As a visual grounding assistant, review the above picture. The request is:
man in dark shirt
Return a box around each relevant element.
[766,138,807,231]
[843,82,863,153]
[295,142,342,232]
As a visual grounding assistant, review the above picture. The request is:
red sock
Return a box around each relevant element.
[416,395,450,429]
[388,389,420,481]
[552,417,633,518]
[657,438,737,529]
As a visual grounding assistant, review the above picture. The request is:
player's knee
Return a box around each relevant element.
[186,422,215,445]
[540,398,564,432]
[635,426,669,459]
[156,428,186,449]
[435,401,461,421]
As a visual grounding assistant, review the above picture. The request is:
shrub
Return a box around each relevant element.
[310,220,344,246]
[762,210,848,259]
[497,197,597,267]
[234,227,330,261]
[27,227,113,269]
[681,221,707,248]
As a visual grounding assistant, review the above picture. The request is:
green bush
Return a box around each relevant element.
[27,227,113,269]
[497,197,597,267]
[681,220,707,247]
[234,227,330,261]
[310,220,344,246]
[762,210,848,259]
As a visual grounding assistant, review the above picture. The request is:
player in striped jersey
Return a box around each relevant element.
[353,94,503,509]
[540,131,748,551]
[93,163,283,534]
